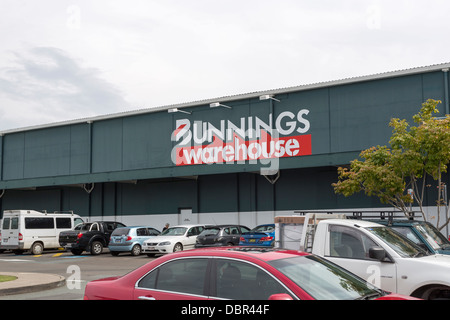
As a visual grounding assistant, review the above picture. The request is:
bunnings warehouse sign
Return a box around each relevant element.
[172,110,312,167]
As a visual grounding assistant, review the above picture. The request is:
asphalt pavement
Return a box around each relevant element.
[0,272,66,296]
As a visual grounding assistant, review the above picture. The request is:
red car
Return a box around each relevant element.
[84,247,418,300]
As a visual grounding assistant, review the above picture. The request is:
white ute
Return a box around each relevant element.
[275,213,450,300]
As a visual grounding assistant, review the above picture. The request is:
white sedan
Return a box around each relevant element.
[142,224,209,256]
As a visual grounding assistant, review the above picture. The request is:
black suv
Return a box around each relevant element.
[59,221,126,255]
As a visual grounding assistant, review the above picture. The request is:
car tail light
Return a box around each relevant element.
[126,236,132,241]
[240,237,245,242]
[77,233,84,239]
[18,233,23,241]
[259,236,274,242]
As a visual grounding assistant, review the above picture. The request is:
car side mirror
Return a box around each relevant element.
[369,247,386,261]
[268,293,293,300]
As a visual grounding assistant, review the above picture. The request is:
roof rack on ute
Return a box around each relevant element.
[294,211,338,215]
[349,211,418,223]
[294,210,418,224]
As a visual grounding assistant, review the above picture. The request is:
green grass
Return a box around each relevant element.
[0,275,17,283]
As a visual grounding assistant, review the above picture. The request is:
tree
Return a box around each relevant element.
[333,99,450,231]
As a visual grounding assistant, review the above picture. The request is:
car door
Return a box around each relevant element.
[1,217,10,247]
[135,228,148,245]
[211,258,294,300]
[102,222,116,245]
[228,226,241,245]
[184,226,202,249]
[133,257,211,300]
[324,225,397,293]
[1,216,19,247]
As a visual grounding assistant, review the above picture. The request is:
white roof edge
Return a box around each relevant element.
[2,62,450,135]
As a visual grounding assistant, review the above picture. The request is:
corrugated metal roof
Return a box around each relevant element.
[1,62,449,135]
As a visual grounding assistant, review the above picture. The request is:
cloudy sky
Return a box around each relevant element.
[0,0,449,131]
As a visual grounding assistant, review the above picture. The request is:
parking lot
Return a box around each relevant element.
[0,249,154,300]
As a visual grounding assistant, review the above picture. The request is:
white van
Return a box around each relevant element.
[0,210,84,255]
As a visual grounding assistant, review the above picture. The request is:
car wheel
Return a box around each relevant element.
[173,243,183,252]
[420,285,450,300]
[90,241,103,255]
[31,242,44,255]
[131,244,141,256]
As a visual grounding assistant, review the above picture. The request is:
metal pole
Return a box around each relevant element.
[443,68,449,115]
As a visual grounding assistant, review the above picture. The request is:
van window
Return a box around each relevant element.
[25,217,55,229]
[56,218,71,229]
[11,218,18,229]
[2,218,10,230]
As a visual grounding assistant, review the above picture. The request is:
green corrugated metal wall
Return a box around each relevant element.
[0,68,448,218]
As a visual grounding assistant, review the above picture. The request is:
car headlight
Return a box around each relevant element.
[158,241,171,246]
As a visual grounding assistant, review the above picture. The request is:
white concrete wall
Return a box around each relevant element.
[87,206,450,237]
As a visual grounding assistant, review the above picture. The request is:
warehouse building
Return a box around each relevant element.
[0,63,449,232]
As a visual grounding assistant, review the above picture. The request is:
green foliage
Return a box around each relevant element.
[333,146,411,210]
[333,99,450,229]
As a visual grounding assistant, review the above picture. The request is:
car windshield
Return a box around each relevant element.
[252,225,274,233]
[199,228,220,236]
[365,226,427,258]
[161,227,187,236]
[414,223,450,250]
[269,255,383,300]
[111,228,130,236]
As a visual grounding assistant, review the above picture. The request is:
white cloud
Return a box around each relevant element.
[0,46,127,130]
[0,0,449,130]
